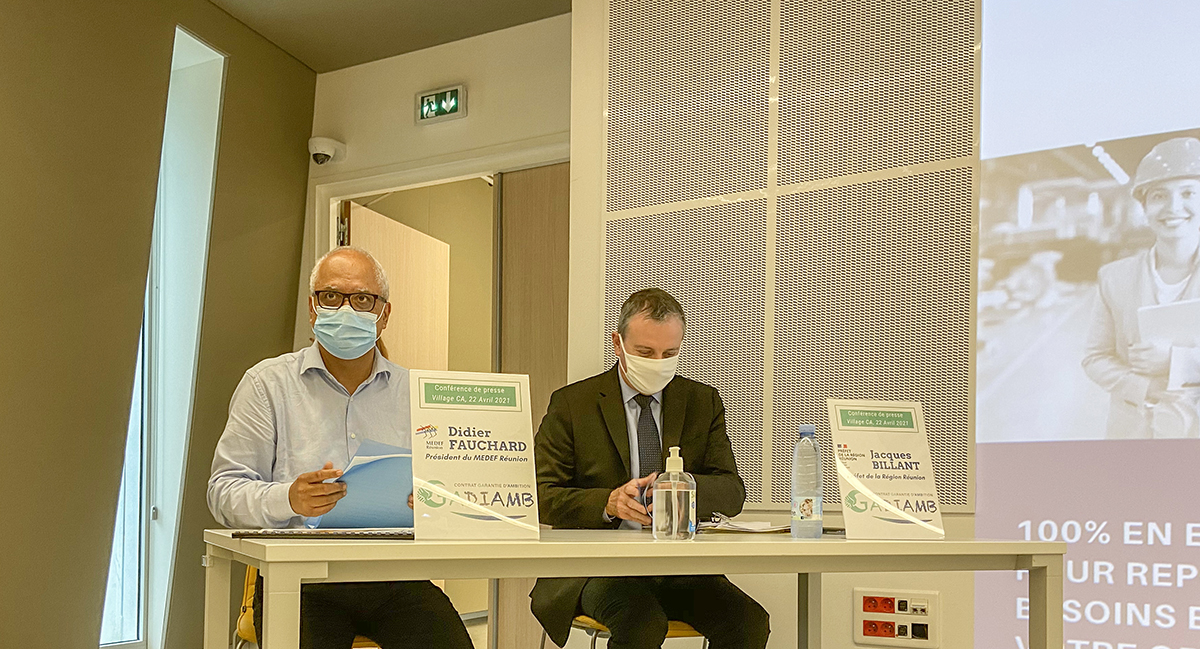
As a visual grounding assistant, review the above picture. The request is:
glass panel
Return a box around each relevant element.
[100,334,144,645]
[100,27,225,648]
[145,29,225,648]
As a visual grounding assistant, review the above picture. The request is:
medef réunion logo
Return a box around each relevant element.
[417,424,445,449]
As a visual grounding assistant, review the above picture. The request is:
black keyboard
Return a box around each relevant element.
[232,528,414,540]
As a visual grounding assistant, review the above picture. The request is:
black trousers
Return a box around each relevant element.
[578,576,770,649]
[253,576,473,649]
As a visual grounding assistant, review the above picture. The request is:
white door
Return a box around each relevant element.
[342,201,450,371]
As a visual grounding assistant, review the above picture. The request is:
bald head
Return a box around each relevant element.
[307,246,392,347]
[309,246,390,300]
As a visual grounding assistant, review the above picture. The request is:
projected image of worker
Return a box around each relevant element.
[976,129,1200,442]
[1082,138,1200,438]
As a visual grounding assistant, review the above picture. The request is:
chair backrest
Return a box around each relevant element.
[234,565,381,648]
[236,566,259,643]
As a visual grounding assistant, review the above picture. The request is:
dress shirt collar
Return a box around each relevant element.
[300,343,393,383]
[617,366,663,405]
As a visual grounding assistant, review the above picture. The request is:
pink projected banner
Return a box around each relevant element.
[976,128,1200,649]
[976,441,1200,649]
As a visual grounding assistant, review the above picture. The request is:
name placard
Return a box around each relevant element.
[409,370,539,539]
[827,399,944,540]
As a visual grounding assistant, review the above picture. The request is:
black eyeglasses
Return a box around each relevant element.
[313,290,384,312]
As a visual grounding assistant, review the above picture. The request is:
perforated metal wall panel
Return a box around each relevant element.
[600,0,979,510]
[604,201,767,501]
[772,169,974,508]
[606,0,769,211]
[778,0,976,185]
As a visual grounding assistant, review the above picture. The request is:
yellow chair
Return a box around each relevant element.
[539,615,709,649]
[235,566,380,649]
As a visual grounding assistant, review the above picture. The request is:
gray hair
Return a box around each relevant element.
[617,288,686,336]
[309,246,390,301]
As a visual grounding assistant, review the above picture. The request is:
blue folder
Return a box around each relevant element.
[311,439,414,529]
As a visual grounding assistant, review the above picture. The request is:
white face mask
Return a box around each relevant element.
[618,335,679,395]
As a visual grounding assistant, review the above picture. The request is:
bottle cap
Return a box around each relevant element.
[799,424,816,438]
[665,446,684,473]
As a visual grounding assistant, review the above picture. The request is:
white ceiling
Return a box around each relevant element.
[208,0,571,73]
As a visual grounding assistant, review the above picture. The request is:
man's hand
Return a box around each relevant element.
[1129,341,1172,376]
[288,462,347,517]
[606,474,657,525]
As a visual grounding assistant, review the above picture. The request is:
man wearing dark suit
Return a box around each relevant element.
[530,289,770,649]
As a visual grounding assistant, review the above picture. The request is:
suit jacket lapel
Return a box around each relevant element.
[661,377,685,456]
[599,364,631,475]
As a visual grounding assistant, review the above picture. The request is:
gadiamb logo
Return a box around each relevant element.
[417,480,448,508]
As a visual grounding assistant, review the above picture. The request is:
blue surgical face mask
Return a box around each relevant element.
[312,302,381,360]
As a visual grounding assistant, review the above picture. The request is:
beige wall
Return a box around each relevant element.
[359,177,495,372]
[0,2,316,647]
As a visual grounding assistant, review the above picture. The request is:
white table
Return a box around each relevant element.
[203,529,1064,649]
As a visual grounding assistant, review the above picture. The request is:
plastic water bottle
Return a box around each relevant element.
[653,446,697,540]
[791,425,823,539]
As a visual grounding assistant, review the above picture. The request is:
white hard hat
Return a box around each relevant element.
[1132,137,1200,201]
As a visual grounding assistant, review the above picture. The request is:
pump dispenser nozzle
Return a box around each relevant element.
[665,446,684,473]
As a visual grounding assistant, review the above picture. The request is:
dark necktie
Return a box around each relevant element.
[633,394,663,477]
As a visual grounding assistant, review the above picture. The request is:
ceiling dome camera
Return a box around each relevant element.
[307,137,346,165]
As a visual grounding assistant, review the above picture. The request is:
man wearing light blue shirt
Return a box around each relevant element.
[207,246,471,649]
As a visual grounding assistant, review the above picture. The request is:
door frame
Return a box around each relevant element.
[296,133,570,352]
[309,134,569,260]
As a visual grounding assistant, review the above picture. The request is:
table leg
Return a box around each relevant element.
[486,579,499,649]
[203,547,232,649]
[260,562,328,649]
[797,573,821,649]
[1027,554,1064,649]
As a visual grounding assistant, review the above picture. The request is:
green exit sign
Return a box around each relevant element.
[416,85,466,124]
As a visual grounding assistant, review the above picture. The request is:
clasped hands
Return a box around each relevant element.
[605,473,659,525]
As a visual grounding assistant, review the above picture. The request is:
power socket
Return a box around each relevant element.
[853,588,940,648]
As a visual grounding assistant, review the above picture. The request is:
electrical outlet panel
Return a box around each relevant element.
[853,588,940,648]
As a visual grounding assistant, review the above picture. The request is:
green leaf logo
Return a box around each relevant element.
[417,480,448,509]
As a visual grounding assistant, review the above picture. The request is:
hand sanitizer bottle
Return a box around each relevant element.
[653,446,697,540]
